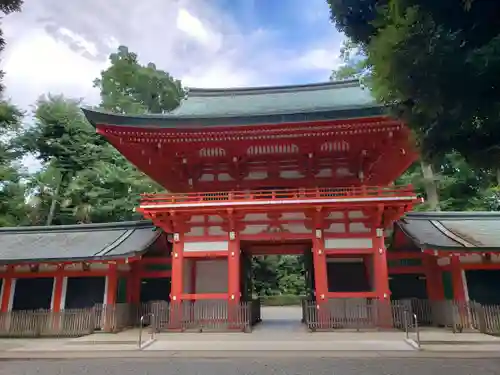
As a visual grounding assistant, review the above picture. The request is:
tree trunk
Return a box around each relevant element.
[45,173,64,226]
[496,168,500,186]
[420,161,440,211]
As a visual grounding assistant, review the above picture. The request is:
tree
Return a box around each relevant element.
[327,0,500,170]
[17,95,112,225]
[0,101,30,226]
[94,45,185,114]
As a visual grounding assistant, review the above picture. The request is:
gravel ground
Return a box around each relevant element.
[1,357,500,375]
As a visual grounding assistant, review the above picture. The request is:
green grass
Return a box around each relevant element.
[259,295,304,306]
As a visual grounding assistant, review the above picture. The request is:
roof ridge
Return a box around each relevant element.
[0,220,154,234]
[185,79,362,98]
[429,219,474,248]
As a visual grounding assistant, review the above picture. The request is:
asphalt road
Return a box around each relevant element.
[1,358,500,375]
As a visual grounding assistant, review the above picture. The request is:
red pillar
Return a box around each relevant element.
[451,256,466,301]
[373,231,390,300]
[52,274,65,312]
[228,233,241,303]
[373,229,392,327]
[126,263,140,304]
[424,254,444,300]
[170,233,184,329]
[312,231,328,328]
[0,278,13,313]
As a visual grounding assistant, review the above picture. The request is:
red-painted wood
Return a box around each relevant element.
[373,234,391,300]
[228,237,241,303]
[183,251,228,258]
[0,267,14,312]
[170,236,184,302]
[450,256,466,301]
[106,264,118,305]
[52,267,64,312]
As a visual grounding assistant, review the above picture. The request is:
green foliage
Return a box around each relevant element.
[252,255,306,297]
[328,0,500,168]
[94,45,185,114]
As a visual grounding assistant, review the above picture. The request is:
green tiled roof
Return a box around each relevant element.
[395,212,500,251]
[83,79,384,128]
[0,221,159,264]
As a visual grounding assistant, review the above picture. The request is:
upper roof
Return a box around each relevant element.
[83,79,383,128]
[0,221,159,264]
[395,211,500,251]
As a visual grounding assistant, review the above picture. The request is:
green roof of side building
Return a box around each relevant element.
[0,221,158,264]
[396,211,500,251]
[82,79,384,128]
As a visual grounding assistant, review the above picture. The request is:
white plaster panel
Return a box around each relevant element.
[199,174,215,181]
[208,226,226,235]
[243,213,268,221]
[39,264,58,272]
[240,225,269,235]
[324,238,373,249]
[437,257,451,266]
[348,211,366,219]
[281,224,310,234]
[245,171,267,180]
[90,263,109,270]
[189,215,205,223]
[316,168,332,177]
[324,223,346,233]
[327,211,344,219]
[349,223,371,233]
[195,259,228,293]
[218,173,233,181]
[492,254,500,263]
[459,254,482,264]
[280,170,303,179]
[14,265,30,272]
[336,167,354,177]
[281,212,306,220]
[184,241,229,252]
[0,265,6,272]
[209,215,223,223]
[186,226,204,237]
[65,263,83,271]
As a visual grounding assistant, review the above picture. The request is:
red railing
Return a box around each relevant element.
[140,185,417,207]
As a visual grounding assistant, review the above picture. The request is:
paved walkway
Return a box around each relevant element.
[1,307,500,356]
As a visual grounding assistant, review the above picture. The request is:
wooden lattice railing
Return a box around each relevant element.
[140,185,417,207]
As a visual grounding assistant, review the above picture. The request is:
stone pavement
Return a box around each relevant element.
[3,357,500,375]
[0,306,499,358]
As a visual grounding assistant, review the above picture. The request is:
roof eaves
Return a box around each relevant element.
[0,220,154,234]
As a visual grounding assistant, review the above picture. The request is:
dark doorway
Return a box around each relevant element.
[327,260,371,292]
[65,277,105,309]
[389,274,428,300]
[466,270,500,305]
[140,278,171,302]
[12,278,54,311]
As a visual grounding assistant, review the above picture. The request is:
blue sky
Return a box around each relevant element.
[1,0,343,172]
[2,0,343,110]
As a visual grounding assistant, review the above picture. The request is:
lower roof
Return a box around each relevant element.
[395,211,500,251]
[0,221,159,264]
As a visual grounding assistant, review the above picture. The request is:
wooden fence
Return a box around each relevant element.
[0,309,95,338]
[149,300,255,332]
[302,298,500,335]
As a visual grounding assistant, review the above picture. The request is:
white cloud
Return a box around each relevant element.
[2,0,342,107]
